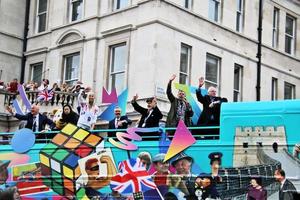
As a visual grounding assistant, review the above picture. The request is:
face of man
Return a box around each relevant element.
[114,109,121,118]
[174,159,191,175]
[31,105,39,116]
[274,170,284,182]
[208,87,217,97]
[147,99,156,110]
[211,160,220,171]
[154,161,169,173]
[177,90,186,100]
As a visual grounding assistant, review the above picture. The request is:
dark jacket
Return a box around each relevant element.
[279,179,297,200]
[166,81,194,128]
[14,113,55,132]
[131,101,163,128]
[196,87,227,126]
[108,115,132,137]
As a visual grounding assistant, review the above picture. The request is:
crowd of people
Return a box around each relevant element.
[4,74,228,140]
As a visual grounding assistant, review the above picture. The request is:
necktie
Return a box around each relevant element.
[32,117,37,132]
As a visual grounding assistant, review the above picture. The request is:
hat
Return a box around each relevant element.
[208,152,223,165]
[146,97,154,103]
[171,152,193,167]
[152,153,166,163]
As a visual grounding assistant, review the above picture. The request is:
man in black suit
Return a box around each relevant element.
[195,77,227,137]
[131,94,163,140]
[108,106,132,138]
[274,169,297,200]
[6,105,55,140]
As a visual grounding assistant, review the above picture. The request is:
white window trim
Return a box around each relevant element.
[108,43,127,92]
[233,64,243,102]
[63,53,80,85]
[69,0,84,22]
[236,0,244,32]
[113,0,130,11]
[30,62,44,82]
[285,14,296,55]
[179,43,192,85]
[272,8,279,48]
[209,0,221,22]
[35,0,48,33]
[205,54,221,91]
[184,0,193,9]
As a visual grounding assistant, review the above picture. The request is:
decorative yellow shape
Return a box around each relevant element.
[73,129,89,141]
[40,154,50,167]
[62,124,77,135]
[63,165,73,179]
[81,195,90,200]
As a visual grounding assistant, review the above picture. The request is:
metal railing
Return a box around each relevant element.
[0,90,78,107]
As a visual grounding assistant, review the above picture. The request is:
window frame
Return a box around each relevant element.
[284,82,295,100]
[184,0,192,9]
[108,43,128,93]
[205,53,221,91]
[179,43,192,85]
[30,62,43,85]
[36,0,48,33]
[113,0,129,10]
[63,52,81,85]
[233,64,243,102]
[285,14,296,55]
[69,0,84,22]
[208,0,221,22]
[272,7,280,48]
[271,77,278,100]
[236,0,244,32]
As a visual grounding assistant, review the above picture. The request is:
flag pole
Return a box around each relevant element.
[155,188,164,200]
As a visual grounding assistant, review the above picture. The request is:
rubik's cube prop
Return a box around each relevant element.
[39,124,103,199]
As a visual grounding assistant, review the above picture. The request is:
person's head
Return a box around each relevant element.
[52,83,58,88]
[177,90,186,100]
[42,79,49,86]
[152,153,169,173]
[114,107,122,118]
[172,153,193,175]
[63,104,73,115]
[30,105,40,116]
[209,152,222,172]
[208,87,217,97]
[138,152,152,170]
[274,169,285,182]
[85,158,100,188]
[87,92,95,104]
[250,176,262,187]
[13,78,18,83]
[146,97,157,110]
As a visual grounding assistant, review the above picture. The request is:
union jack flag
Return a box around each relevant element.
[37,89,54,102]
[110,158,157,194]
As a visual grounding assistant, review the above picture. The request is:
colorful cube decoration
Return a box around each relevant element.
[39,124,103,199]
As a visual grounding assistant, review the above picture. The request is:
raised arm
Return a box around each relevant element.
[131,94,147,115]
[166,74,176,102]
[196,77,206,104]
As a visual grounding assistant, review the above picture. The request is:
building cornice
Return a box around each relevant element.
[0,50,22,58]
[0,31,23,41]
